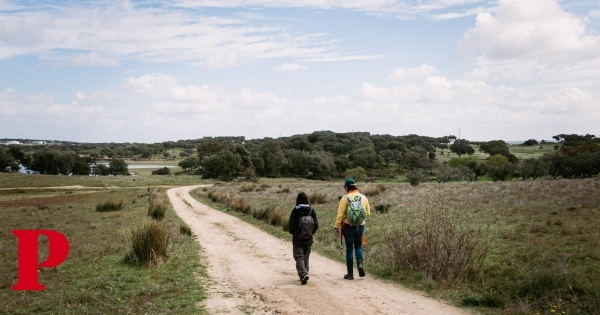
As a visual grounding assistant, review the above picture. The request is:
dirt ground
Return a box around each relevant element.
[167,185,474,315]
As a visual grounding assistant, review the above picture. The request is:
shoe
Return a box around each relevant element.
[343,274,354,280]
[301,274,309,285]
[358,262,365,277]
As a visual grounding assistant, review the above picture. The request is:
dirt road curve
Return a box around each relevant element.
[168,185,473,315]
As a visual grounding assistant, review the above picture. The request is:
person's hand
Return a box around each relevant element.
[332,228,340,239]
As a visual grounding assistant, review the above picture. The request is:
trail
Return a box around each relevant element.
[167,185,473,315]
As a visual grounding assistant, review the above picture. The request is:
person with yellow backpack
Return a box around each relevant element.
[334,178,370,280]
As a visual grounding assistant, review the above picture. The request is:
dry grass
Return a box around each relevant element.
[126,220,170,267]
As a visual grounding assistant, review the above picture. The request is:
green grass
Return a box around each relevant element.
[0,172,207,189]
[0,175,206,314]
[190,177,600,315]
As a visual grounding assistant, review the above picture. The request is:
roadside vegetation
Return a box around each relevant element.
[0,176,206,314]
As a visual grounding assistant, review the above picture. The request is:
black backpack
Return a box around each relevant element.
[298,209,315,240]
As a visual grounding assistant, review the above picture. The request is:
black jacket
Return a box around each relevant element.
[288,204,319,245]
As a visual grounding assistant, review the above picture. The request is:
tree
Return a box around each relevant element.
[480,140,517,162]
[0,148,18,172]
[152,167,171,175]
[449,140,474,158]
[523,139,539,146]
[259,141,287,177]
[201,150,244,181]
[485,154,513,181]
[108,159,129,175]
[71,158,91,175]
[519,158,549,180]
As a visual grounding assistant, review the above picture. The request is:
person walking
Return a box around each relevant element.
[288,192,319,285]
[334,178,370,280]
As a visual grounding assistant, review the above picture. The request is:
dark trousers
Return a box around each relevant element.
[343,224,364,274]
[292,244,311,279]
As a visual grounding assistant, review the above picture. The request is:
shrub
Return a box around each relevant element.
[374,204,391,213]
[406,169,427,186]
[309,191,328,204]
[362,184,386,197]
[126,221,169,267]
[151,167,170,175]
[382,201,488,285]
[95,200,124,212]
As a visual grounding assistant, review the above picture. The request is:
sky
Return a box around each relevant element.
[1,0,599,143]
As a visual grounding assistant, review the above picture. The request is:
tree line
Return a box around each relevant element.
[1,132,599,183]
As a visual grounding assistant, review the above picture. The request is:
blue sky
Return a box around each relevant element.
[1,0,599,143]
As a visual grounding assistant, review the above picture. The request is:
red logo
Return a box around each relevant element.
[12,230,69,291]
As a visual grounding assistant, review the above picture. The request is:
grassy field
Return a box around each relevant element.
[436,143,559,164]
[190,177,600,315]
[0,174,208,314]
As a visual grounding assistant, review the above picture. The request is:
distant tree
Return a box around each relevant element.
[94,163,110,176]
[350,147,382,169]
[108,159,129,175]
[201,150,244,181]
[259,141,287,177]
[152,167,171,175]
[523,139,539,146]
[449,140,475,158]
[485,154,513,181]
[480,140,517,162]
[344,166,368,183]
[178,156,199,171]
[0,148,18,172]
[519,158,549,180]
[71,158,91,175]
[29,151,75,175]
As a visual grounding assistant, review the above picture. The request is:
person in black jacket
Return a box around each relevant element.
[288,192,319,285]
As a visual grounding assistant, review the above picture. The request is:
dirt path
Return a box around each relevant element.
[167,185,474,315]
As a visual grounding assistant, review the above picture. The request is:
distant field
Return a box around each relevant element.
[436,143,560,163]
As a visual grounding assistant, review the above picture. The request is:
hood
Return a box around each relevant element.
[294,204,312,214]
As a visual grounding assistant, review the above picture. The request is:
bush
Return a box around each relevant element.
[382,201,488,285]
[406,169,427,186]
[309,191,328,204]
[151,167,170,175]
[126,221,169,267]
[374,204,391,213]
[95,200,124,212]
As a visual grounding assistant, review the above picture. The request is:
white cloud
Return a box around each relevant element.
[389,64,437,80]
[70,52,119,67]
[461,0,600,62]
[274,63,306,72]
[0,2,375,68]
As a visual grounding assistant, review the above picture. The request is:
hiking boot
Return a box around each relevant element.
[301,274,309,285]
[343,274,354,280]
[358,262,365,277]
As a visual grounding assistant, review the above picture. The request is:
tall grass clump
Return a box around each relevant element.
[381,200,489,285]
[126,220,170,267]
[228,197,253,215]
[95,200,124,212]
[148,187,168,220]
[309,191,328,204]
[252,205,285,227]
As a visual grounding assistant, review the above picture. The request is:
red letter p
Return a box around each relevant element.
[12,230,69,291]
